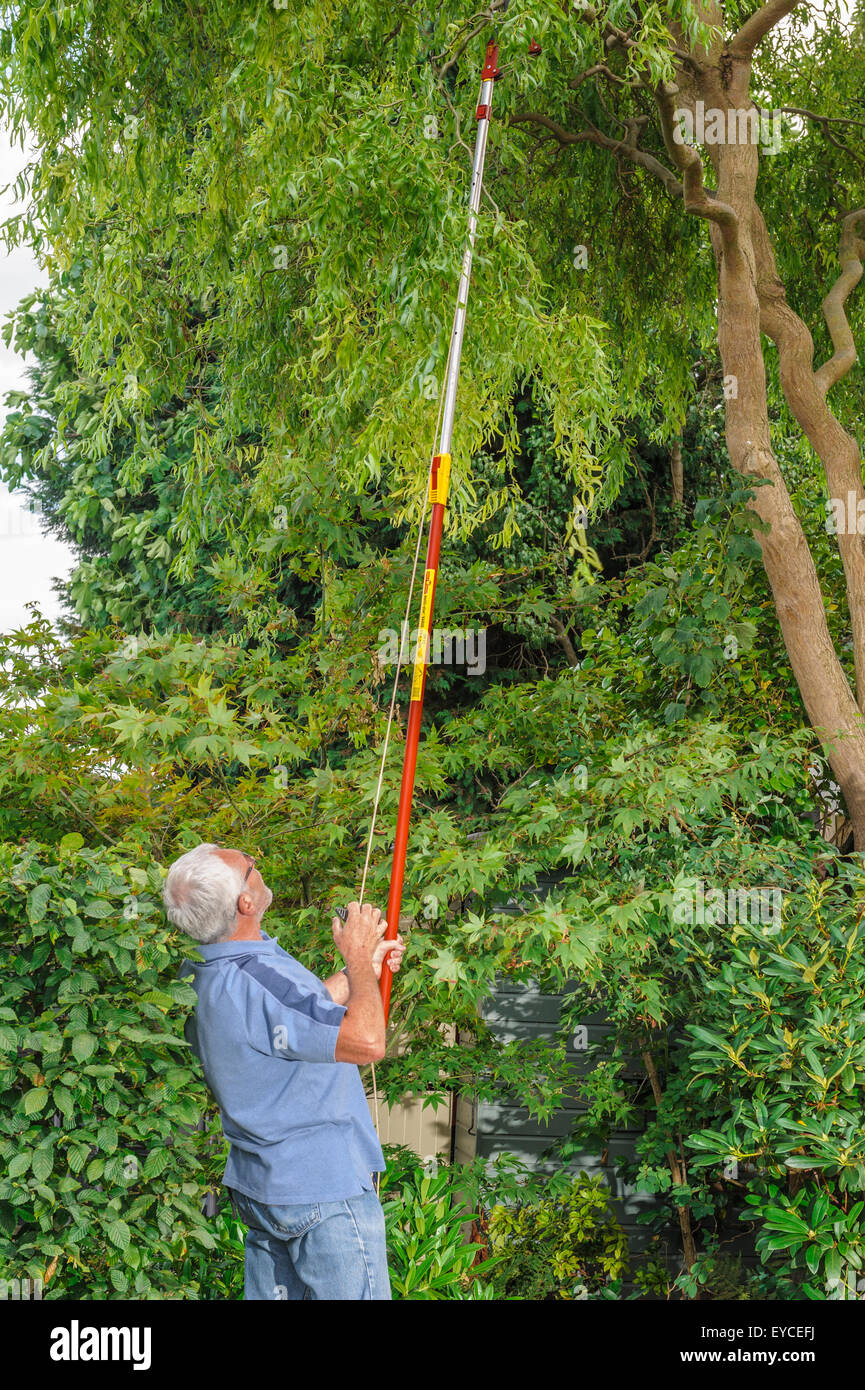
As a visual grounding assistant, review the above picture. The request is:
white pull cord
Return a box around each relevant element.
[359,338,456,1188]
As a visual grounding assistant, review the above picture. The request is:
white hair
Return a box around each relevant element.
[162,843,245,944]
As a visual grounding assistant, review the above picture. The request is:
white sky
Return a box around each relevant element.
[0,128,75,632]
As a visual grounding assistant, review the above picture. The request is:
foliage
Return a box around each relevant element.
[654,1244,775,1301]
[377,1146,623,1300]
[175,1208,246,1301]
[0,0,630,635]
[0,619,581,1118]
[0,480,853,1300]
[682,863,865,1191]
[558,853,865,1300]
[482,1172,629,1300]
[570,478,781,730]
[749,1186,865,1300]
[0,839,224,1299]
[379,1149,500,1300]
[677,860,865,1299]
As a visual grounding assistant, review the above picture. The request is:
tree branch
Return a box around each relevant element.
[507,111,583,145]
[568,63,628,89]
[642,1046,698,1278]
[551,616,579,666]
[780,106,865,130]
[728,0,804,58]
[670,437,684,506]
[655,83,741,261]
[508,111,684,199]
[777,107,865,170]
[814,209,865,397]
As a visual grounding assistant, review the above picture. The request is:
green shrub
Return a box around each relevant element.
[670,1246,774,1301]
[175,1209,246,1301]
[379,1148,499,1300]
[746,1186,865,1300]
[673,861,865,1299]
[482,1172,629,1299]
[0,839,230,1299]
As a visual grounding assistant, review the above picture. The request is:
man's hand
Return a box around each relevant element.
[371,932,406,981]
[332,901,386,966]
[331,902,390,1064]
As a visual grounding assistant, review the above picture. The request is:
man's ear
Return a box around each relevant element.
[236,891,256,917]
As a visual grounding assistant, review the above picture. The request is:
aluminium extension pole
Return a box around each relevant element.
[379,40,502,1023]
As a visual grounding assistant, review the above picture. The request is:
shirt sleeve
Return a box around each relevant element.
[234,957,347,1063]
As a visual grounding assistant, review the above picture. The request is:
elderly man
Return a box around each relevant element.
[163,842,405,1301]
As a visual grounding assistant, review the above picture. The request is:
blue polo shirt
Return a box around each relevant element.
[179,930,385,1204]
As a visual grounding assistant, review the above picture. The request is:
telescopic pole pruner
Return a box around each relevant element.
[379,39,502,1023]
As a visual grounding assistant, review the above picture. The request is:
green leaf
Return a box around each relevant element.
[106,1219,131,1251]
[83,899,114,919]
[23,1086,49,1115]
[824,1248,842,1283]
[31,1148,54,1183]
[8,1152,31,1179]
[561,828,588,864]
[67,1144,89,1174]
[143,1147,172,1179]
[97,1122,118,1154]
[27,883,51,924]
[53,1085,75,1119]
[71,1033,97,1062]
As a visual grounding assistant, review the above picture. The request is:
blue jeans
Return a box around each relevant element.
[228,1186,392,1301]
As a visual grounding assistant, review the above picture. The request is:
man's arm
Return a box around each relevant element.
[335,953,386,1063]
[323,967,350,1006]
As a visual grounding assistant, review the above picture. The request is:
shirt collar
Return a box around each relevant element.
[196,927,280,960]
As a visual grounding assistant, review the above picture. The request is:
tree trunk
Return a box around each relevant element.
[642,1046,699,1288]
[665,39,865,850]
[670,438,684,505]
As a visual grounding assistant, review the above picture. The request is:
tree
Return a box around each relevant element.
[510,0,865,844]
[1,0,862,841]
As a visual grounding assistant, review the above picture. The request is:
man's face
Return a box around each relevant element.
[214,847,273,918]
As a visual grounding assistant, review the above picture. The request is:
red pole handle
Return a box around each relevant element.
[380,458,448,1022]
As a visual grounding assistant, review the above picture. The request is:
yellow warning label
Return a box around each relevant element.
[430,453,451,506]
[410,568,437,701]
[410,656,426,702]
[418,567,436,633]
